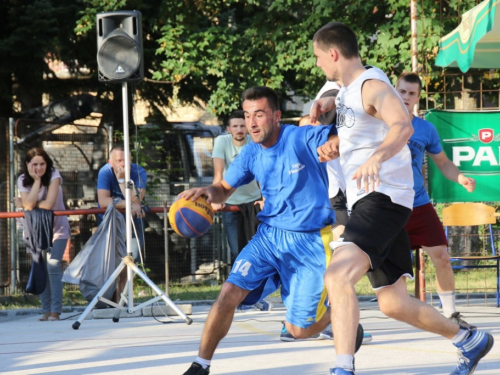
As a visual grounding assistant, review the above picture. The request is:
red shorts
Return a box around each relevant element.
[405,202,448,249]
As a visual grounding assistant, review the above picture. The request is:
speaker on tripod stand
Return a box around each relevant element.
[72,10,192,330]
[97,11,144,83]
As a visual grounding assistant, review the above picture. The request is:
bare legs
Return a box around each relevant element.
[324,245,370,355]
[376,277,458,338]
[324,244,460,356]
[423,245,455,293]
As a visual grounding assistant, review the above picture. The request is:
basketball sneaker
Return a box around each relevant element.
[450,329,494,375]
[449,312,477,330]
[330,368,354,374]
[254,300,273,311]
[183,362,210,375]
[236,300,273,312]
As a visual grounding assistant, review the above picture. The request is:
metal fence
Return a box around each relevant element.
[0,118,228,295]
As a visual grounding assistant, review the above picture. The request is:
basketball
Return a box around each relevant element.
[168,195,214,238]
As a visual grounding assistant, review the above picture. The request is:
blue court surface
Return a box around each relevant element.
[0,298,499,374]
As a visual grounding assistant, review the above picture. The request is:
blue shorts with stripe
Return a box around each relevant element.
[227,222,332,329]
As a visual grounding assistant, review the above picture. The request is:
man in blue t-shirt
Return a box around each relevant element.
[180,86,359,375]
[97,144,147,263]
[396,72,476,327]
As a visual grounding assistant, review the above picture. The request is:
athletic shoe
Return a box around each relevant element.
[254,300,273,311]
[330,368,354,374]
[362,332,373,343]
[450,312,477,330]
[182,362,210,375]
[236,300,273,312]
[450,329,494,375]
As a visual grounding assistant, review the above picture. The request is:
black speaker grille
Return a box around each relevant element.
[97,33,140,80]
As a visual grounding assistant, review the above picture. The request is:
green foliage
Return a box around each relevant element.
[0,0,494,121]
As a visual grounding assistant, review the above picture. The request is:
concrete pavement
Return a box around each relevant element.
[0,298,499,374]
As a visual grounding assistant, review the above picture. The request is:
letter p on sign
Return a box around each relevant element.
[479,129,493,143]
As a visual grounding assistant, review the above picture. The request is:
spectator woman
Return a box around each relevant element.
[16,148,70,321]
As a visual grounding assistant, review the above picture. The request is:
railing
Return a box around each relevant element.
[0,205,239,296]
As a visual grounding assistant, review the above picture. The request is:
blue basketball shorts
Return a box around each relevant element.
[227,222,332,329]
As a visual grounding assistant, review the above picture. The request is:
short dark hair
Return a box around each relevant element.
[396,72,423,93]
[241,86,280,111]
[313,22,359,60]
[228,109,245,123]
[110,145,124,154]
[21,147,55,188]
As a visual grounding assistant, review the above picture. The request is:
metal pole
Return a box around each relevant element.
[9,118,16,295]
[411,0,419,116]
[122,82,135,308]
[164,202,170,296]
[108,124,113,155]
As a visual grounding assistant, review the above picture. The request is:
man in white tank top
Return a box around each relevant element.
[310,22,493,375]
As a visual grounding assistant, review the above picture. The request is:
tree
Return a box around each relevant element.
[0,0,485,120]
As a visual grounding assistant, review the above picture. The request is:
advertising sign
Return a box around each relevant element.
[425,110,500,202]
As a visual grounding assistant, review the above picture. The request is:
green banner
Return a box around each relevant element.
[425,110,500,203]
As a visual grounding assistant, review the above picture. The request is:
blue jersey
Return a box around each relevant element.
[96,163,147,219]
[408,117,442,207]
[224,124,336,231]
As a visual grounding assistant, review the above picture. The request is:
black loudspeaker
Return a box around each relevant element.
[96,11,144,83]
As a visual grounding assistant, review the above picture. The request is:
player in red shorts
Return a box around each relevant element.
[396,72,476,328]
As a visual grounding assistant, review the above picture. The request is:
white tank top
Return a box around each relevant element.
[315,81,346,198]
[335,67,414,210]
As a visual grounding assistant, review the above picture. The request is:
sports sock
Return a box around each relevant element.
[438,290,456,318]
[451,327,471,344]
[195,357,211,369]
[335,354,355,371]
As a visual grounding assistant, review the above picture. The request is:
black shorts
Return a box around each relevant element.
[330,190,349,227]
[339,192,413,289]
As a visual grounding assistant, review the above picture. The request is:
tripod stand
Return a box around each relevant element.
[72,82,192,329]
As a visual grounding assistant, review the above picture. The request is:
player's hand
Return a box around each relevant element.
[179,187,212,203]
[458,175,476,193]
[310,97,336,124]
[317,135,340,162]
[211,203,225,211]
[254,199,264,210]
[352,157,382,193]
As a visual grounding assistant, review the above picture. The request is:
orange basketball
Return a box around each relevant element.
[168,196,214,238]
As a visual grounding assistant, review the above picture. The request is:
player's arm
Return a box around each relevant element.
[428,151,476,193]
[310,96,336,124]
[354,80,414,192]
[211,158,226,210]
[179,181,236,204]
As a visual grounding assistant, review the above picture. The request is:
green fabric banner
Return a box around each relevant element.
[425,110,500,203]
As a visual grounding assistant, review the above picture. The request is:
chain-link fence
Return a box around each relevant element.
[0,119,227,295]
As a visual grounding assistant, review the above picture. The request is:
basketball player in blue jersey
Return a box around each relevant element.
[180,86,363,375]
[397,72,476,328]
[311,22,493,375]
